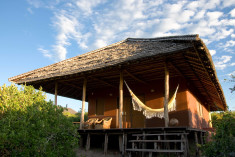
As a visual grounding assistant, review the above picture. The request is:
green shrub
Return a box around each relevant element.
[202,111,235,157]
[0,84,78,157]
[63,109,88,123]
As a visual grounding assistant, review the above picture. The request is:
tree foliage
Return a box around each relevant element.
[0,84,78,156]
[202,111,235,157]
[229,75,235,93]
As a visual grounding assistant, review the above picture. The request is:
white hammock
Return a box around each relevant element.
[124,81,179,119]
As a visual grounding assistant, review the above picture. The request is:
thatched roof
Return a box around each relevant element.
[9,34,226,111]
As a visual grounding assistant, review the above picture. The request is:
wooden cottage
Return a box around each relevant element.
[9,34,226,156]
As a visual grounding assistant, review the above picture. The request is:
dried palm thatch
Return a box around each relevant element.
[8,34,226,111]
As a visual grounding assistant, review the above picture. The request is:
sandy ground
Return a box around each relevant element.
[75,148,121,157]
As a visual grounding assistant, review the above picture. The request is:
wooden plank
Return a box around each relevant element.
[132,133,189,136]
[119,70,123,128]
[54,82,58,106]
[164,64,169,127]
[129,140,183,142]
[126,149,184,153]
[80,78,87,129]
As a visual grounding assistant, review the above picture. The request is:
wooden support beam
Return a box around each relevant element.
[184,50,218,110]
[80,78,87,129]
[164,64,169,127]
[55,82,58,106]
[62,81,82,89]
[124,70,148,84]
[119,70,123,128]
[89,76,117,88]
[192,45,225,109]
[168,61,184,78]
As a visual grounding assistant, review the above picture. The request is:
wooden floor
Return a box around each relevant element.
[77,127,206,157]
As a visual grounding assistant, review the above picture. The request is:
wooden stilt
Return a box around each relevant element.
[55,82,58,106]
[79,135,83,148]
[200,132,203,144]
[104,133,108,154]
[80,78,87,129]
[164,64,169,127]
[195,132,199,156]
[119,71,123,128]
[122,133,125,156]
[119,135,123,152]
[86,133,90,151]
[124,134,127,154]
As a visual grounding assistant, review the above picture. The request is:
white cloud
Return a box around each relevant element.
[209,49,216,56]
[230,8,235,17]
[76,0,104,16]
[222,0,235,8]
[227,71,235,76]
[231,63,235,66]
[27,8,33,14]
[214,55,232,70]
[207,11,223,26]
[94,39,108,48]
[193,10,206,20]
[51,12,81,61]
[27,0,235,65]
[213,29,234,41]
[52,45,67,61]
[224,40,235,47]
[38,47,52,59]
[27,0,43,8]
[187,1,199,10]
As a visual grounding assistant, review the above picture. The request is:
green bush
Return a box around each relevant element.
[0,84,78,156]
[202,111,235,157]
[63,109,88,123]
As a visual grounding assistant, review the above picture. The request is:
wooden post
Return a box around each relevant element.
[55,82,58,106]
[116,109,119,128]
[209,105,212,128]
[80,78,87,129]
[164,64,169,127]
[119,71,123,128]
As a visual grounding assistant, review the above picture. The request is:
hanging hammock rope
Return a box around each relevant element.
[124,81,179,119]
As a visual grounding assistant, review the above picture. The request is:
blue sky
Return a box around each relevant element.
[0,0,235,112]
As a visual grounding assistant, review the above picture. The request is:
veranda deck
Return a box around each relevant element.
[77,127,206,157]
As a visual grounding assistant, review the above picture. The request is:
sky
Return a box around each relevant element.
[0,0,235,112]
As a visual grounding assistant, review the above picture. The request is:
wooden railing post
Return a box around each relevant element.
[164,64,169,127]
[55,82,58,106]
[119,70,124,128]
[80,78,87,129]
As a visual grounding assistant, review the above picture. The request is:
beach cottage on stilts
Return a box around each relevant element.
[9,34,226,156]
